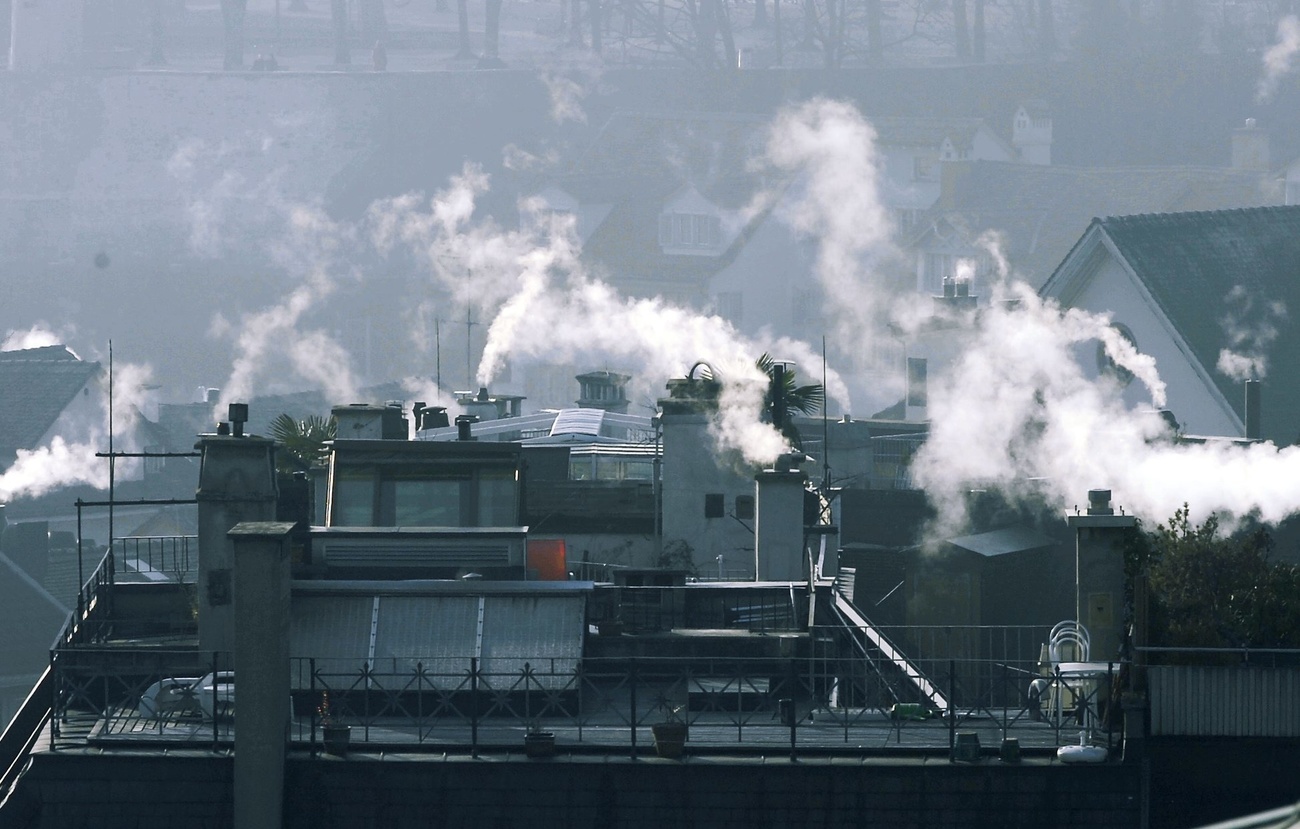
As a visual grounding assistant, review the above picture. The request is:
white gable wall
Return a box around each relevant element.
[1060,252,1241,437]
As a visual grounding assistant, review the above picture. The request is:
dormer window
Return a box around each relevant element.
[659,213,722,249]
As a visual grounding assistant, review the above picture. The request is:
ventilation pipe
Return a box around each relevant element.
[456,414,478,441]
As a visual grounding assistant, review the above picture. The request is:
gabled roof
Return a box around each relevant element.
[1046,205,1300,446]
[870,116,990,149]
[0,551,70,682]
[911,161,1282,289]
[0,345,101,468]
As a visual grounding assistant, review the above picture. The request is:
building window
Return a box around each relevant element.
[913,153,938,182]
[704,493,725,518]
[714,292,743,325]
[735,494,755,520]
[792,289,818,326]
[659,213,722,249]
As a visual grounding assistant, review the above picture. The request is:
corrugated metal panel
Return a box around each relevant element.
[292,592,585,692]
[371,595,480,680]
[291,596,373,663]
[480,595,585,683]
[1149,666,1300,737]
[550,408,604,436]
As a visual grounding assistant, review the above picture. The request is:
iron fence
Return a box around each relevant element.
[46,648,1127,756]
[114,536,197,584]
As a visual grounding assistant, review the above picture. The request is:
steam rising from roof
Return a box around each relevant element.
[2,325,64,353]
[1215,285,1285,382]
[0,351,151,502]
[1258,15,1300,102]
[368,163,850,466]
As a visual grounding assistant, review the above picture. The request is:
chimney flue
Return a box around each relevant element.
[228,403,249,438]
[1244,380,1261,440]
[455,414,478,441]
[1086,489,1114,516]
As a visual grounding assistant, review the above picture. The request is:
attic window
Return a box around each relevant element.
[659,213,722,249]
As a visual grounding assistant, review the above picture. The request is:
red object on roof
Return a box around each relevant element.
[526,539,568,581]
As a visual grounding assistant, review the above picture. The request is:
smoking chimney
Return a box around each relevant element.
[1244,380,1261,441]
[1232,118,1270,171]
[228,403,249,438]
[1068,488,1136,662]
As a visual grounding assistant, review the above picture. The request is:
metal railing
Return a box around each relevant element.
[286,654,1117,756]
[49,648,233,750]
[44,647,1129,756]
[114,536,197,584]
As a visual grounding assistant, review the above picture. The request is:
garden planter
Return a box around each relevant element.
[651,722,688,758]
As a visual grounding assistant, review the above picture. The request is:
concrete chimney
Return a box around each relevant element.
[456,414,479,441]
[1244,380,1261,441]
[229,522,295,829]
[195,426,278,654]
[1067,489,1137,662]
[1232,119,1270,171]
[754,454,808,582]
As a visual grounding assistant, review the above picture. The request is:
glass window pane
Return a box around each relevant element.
[479,469,519,526]
[393,479,462,526]
[332,473,376,526]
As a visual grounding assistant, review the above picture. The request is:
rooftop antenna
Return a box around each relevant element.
[108,340,114,556]
[821,336,830,495]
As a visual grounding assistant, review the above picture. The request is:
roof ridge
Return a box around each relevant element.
[1100,204,1300,224]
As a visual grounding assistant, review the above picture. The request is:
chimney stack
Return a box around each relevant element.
[1244,380,1261,441]
[754,454,808,582]
[1067,489,1137,662]
[1232,118,1270,171]
[456,414,478,441]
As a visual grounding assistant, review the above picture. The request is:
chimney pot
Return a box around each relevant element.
[1086,489,1113,516]
[455,414,478,441]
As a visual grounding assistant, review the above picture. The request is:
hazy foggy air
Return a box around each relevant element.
[6,1,1300,531]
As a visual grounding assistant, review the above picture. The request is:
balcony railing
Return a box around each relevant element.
[46,647,1125,756]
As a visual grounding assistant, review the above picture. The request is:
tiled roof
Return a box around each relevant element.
[870,116,989,148]
[0,345,101,468]
[915,161,1281,289]
[1095,205,1300,445]
[0,551,69,682]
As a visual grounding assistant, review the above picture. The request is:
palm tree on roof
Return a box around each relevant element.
[757,353,824,449]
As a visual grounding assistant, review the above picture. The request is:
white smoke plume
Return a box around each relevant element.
[168,135,288,258]
[1258,14,1300,102]
[1215,285,1285,382]
[761,99,903,366]
[212,205,362,414]
[2,324,67,352]
[368,163,850,466]
[910,267,1300,537]
[0,353,153,502]
[537,53,604,125]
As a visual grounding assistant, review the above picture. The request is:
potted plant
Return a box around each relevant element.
[318,691,351,756]
[651,705,688,758]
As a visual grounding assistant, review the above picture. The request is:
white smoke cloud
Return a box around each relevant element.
[167,136,289,258]
[2,324,66,352]
[1215,286,1285,382]
[368,164,849,466]
[213,205,362,414]
[762,99,903,363]
[1259,15,1300,102]
[0,356,153,502]
[537,53,604,125]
